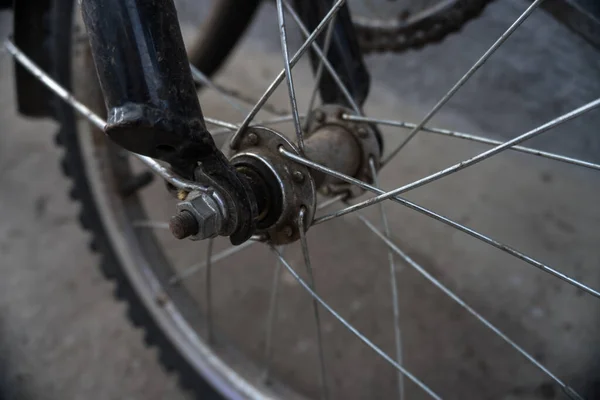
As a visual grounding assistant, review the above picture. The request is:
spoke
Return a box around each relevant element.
[169,240,256,285]
[298,208,329,400]
[5,39,105,130]
[229,0,347,148]
[205,117,239,130]
[316,194,346,213]
[209,114,305,137]
[276,0,305,153]
[304,13,337,126]
[205,238,215,343]
[317,97,600,222]
[369,159,404,400]
[358,215,583,400]
[345,115,600,171]
[191,65,291,116]
[280,148,600,299]
[189,64,249,115]
[168,195,338,286]
[263,246,284,383]
[283,0,362,115]
[384,0,546,164]
[4,38,213,194]
[269,246,441,400]
[132,220,170,229]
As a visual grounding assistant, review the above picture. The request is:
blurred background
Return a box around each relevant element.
[1,0,600,399]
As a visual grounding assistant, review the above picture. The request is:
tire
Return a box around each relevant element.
[47,0,258,398]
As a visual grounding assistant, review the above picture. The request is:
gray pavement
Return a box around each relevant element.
[1,1,600,399]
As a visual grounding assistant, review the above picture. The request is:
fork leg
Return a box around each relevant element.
[293,0,371,108]
[80,0,214,177]
[80,0,259,244]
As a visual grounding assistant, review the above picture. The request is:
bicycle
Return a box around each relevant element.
[3,0,600,398]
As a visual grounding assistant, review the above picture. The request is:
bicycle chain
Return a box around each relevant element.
[354,0,494,53]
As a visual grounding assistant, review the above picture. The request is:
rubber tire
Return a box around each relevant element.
[46,0,258,398]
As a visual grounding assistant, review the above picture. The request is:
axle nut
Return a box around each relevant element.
[172,191,224,240]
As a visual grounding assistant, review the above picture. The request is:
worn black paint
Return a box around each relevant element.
[81,0,258,244]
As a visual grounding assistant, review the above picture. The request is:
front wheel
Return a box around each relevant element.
[41,0,600,399]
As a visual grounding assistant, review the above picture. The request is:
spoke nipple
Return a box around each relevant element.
[169,210,199,239]
[246,132,259,146]
[292,170,305,183]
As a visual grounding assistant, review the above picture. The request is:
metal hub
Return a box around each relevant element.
[169,106,381,245]
[305,104,381,198]
[226,126,317,245]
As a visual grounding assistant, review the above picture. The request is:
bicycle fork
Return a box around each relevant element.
[80,0,371,244]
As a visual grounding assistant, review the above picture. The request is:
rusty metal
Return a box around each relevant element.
[305,105,381,198]
[226,127,317,245]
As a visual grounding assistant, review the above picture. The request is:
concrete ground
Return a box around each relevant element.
[1,1,600,399]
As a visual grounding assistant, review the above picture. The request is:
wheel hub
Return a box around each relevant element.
[227,126,317,245]
[304,105,381,198]
[169,106,381,244]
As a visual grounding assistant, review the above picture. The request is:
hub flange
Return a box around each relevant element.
[226,126,317,245]
[305,104,381,198]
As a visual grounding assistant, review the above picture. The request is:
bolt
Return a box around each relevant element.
[314,110,325,123]
[283,226,293,237]
[357,127,369,138]
[247,132,259,146]
[292,170,305,183]
[169,210,199,239]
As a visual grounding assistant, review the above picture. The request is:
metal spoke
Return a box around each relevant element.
[304,14,337,126]
[283,0,362,115]
[168,198,340,285]
[276,0,305,153]
[205,238,215,343]
[358,215,583,400]
[384,0,546,164]
[298,208,329,400]
[229,0,347,148]
[4,38,214,194]
[263,246,284,383]
[369,159,404,400]
[205,117,239,130]
[280,148,600,299]
[5,39,105,130]
[345,114,600,171]
[189,64,249,115]
[209,114,305,137]
[315,194,347,215]
[316,97,600,223]
[269,246,441,400]
[169,240,256,285]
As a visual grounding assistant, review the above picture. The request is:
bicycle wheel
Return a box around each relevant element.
[12,0,600,398]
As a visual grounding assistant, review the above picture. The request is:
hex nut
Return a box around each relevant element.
[175,191,223,240]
